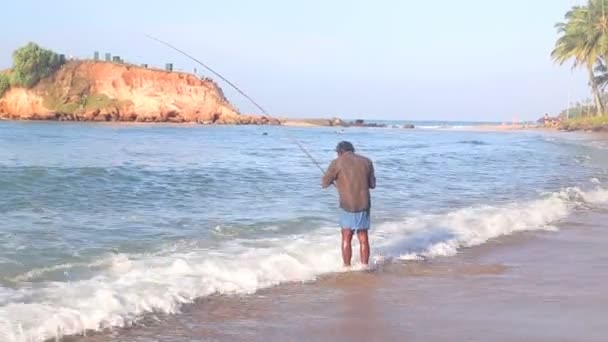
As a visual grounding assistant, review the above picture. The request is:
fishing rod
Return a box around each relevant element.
[145,35,326,174]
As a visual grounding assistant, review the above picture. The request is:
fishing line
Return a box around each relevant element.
[145,35,326,174]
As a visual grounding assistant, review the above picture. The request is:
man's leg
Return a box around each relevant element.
[356,230,370,265]
[341,228,354,266]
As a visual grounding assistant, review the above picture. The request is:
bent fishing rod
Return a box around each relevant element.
[146,35,326,174]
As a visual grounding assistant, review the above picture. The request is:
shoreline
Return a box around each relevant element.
[1,117,606,134]
[67,209,608,342]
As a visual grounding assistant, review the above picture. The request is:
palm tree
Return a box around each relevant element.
[552,1,608,116]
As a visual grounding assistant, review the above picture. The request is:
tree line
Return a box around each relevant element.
[553,0,608,117]
[0,42,64,97]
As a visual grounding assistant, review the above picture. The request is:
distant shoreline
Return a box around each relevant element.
[3,117,605,133]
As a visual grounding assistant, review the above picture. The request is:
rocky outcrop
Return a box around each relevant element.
[347,119,386,127]
[280,117,392,128]
[0,61,277,124]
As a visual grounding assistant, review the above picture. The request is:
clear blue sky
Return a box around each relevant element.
[0,0,589,121]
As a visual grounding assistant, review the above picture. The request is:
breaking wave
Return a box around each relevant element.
[1,186,607,342]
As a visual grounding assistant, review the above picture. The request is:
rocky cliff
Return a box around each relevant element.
[0,61,277,124]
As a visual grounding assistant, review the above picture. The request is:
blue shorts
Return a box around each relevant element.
[340,209,370,230]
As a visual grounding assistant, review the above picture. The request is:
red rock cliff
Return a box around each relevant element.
[0,61,276,124]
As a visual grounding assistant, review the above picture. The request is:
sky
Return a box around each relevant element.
[0,0,591,121]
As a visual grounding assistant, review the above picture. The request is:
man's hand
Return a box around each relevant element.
[321,160,338,188]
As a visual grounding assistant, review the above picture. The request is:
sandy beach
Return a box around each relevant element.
[67,208,608,342]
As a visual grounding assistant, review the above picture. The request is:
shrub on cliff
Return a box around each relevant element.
[0,74,9,97]
[10,42,64,88]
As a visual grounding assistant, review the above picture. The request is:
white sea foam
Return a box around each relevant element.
[579,186,608,204]
[416,125,441,129]
[1,186,607,342]
[416,125,475,130]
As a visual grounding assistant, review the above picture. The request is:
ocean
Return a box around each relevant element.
[0,121,607,341]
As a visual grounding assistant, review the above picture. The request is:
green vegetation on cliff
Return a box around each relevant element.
[11,42,64,88]
[0,74,9,97]
[43,89,130,115]
[0,42,64,98]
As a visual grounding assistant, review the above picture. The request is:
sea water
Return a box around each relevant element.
[0,121,607,341]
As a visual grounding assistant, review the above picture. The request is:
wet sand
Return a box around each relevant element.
[68,209,608,342]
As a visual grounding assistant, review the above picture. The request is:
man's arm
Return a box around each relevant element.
[368,161,376,189]
[321,160,338,188]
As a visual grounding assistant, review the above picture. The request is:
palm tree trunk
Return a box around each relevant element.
[588,64,605,116]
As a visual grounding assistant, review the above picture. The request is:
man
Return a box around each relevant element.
[322,141,376,267]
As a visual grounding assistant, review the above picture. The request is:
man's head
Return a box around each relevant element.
[336,141,355,155]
